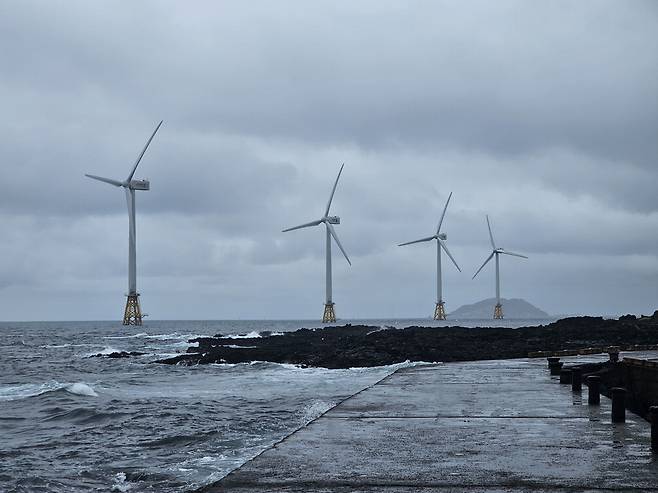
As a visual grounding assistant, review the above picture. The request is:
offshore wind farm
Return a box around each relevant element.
[1,2,657,493]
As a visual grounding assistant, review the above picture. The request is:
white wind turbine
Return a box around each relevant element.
[472,215,528,319]
[85,121,163,325]
[282,164,351,323]
[398,192,461,320]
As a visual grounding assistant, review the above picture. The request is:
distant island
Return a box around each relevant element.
[449,298,550,319]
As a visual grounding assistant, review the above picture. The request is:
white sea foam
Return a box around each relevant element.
[111,472,132,492]
[65,383,98,397]
[82,346,120,358]
[222,331,262,339]
[103,333,148,340]
[0,381,98,401]
[299,399,335,424]
[145,333,204,341]
[40,343,98,349]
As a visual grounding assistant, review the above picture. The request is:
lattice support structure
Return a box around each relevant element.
[123,294,143,326]
[323,303,336,323]
[433,302,446,320]
[493,303,504,320]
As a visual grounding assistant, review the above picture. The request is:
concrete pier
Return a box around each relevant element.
[202,355,658,492]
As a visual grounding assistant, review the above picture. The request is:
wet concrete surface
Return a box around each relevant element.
[202,353,658,492]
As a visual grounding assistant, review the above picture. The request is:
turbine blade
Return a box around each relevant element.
[127,120,163,182]
[472,252,495,279]
[486,215,496,250]
[436,192,453,235]
[324,163,345,217]
[85,174,124,187]
[439,239,461,272]
[282,219,323,232]
[398,236,435,247]
[500,250,528,259]
[327,223,351,265]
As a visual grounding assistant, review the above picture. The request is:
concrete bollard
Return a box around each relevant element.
[611,387,626,423]
[587,375,600,405]
[650,406,658,453]
[547,356,560,369]
[550,361,564,376]
[571,367,582,392]
[559,369,572,384]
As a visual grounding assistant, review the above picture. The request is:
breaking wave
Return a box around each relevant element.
[0,381,98,401]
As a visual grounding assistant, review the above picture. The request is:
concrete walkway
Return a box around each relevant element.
[202,355,658,492]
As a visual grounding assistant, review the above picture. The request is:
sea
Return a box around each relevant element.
[0,318,555,492]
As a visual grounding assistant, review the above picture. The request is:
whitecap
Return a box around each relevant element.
[111,472,132,492]
[103,333,148,340]
[82,346,120,358]
[65,383,98,397]
[0,381,98,401]
[222,331,262,339]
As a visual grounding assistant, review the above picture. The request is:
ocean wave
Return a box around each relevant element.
[221,331,262,339]
[103,333,148,340]
[145,333,204,341]
[40,343,99,349]
[0,381,98,401]
[83,346,120,358]
[111,472,132,492]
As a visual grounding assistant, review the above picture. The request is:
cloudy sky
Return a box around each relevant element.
[1,1,656,321]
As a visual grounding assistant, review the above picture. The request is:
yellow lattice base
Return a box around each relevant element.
[433,302,446,320]
[123,294,143,326]
[493,303,503,320]
[323,303,336,323]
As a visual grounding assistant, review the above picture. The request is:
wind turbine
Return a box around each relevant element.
[85,120,163,325]
[472,215,528,319]
[398,192,461,320]
[282,164,351,323]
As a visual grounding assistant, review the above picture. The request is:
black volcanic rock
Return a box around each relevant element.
[90,351,146,358]
[155,315,658,369]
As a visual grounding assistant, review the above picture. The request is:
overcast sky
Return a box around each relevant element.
[1,1,657,321]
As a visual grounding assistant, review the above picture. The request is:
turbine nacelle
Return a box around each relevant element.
[325,216,340,225]
[130,179,150,191]
[438,233,447,241]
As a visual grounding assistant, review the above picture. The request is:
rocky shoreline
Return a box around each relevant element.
[156,313,658,369]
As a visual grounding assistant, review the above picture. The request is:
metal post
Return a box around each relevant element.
[559,369,572,384]
[587,375,600,405]
[650,406,658,453]
[571,367,582,392]
[550,361,563,376]
[611,387,626,423]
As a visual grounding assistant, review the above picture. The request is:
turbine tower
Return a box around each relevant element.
[472,215,528,319]
[398,192,461,320]
[282,163,351,323]
[85,120,163,326]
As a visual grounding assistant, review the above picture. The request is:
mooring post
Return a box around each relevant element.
[650,406,658,453]
[547,356,560,369]
[611,387,626,423]
[587,375,600,405]
[550,361,564,376]
[608,347,620,363]
[571,367,582,392]
[559,369,572,384]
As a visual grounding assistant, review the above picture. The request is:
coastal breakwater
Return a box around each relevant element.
[157,313,658,368]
